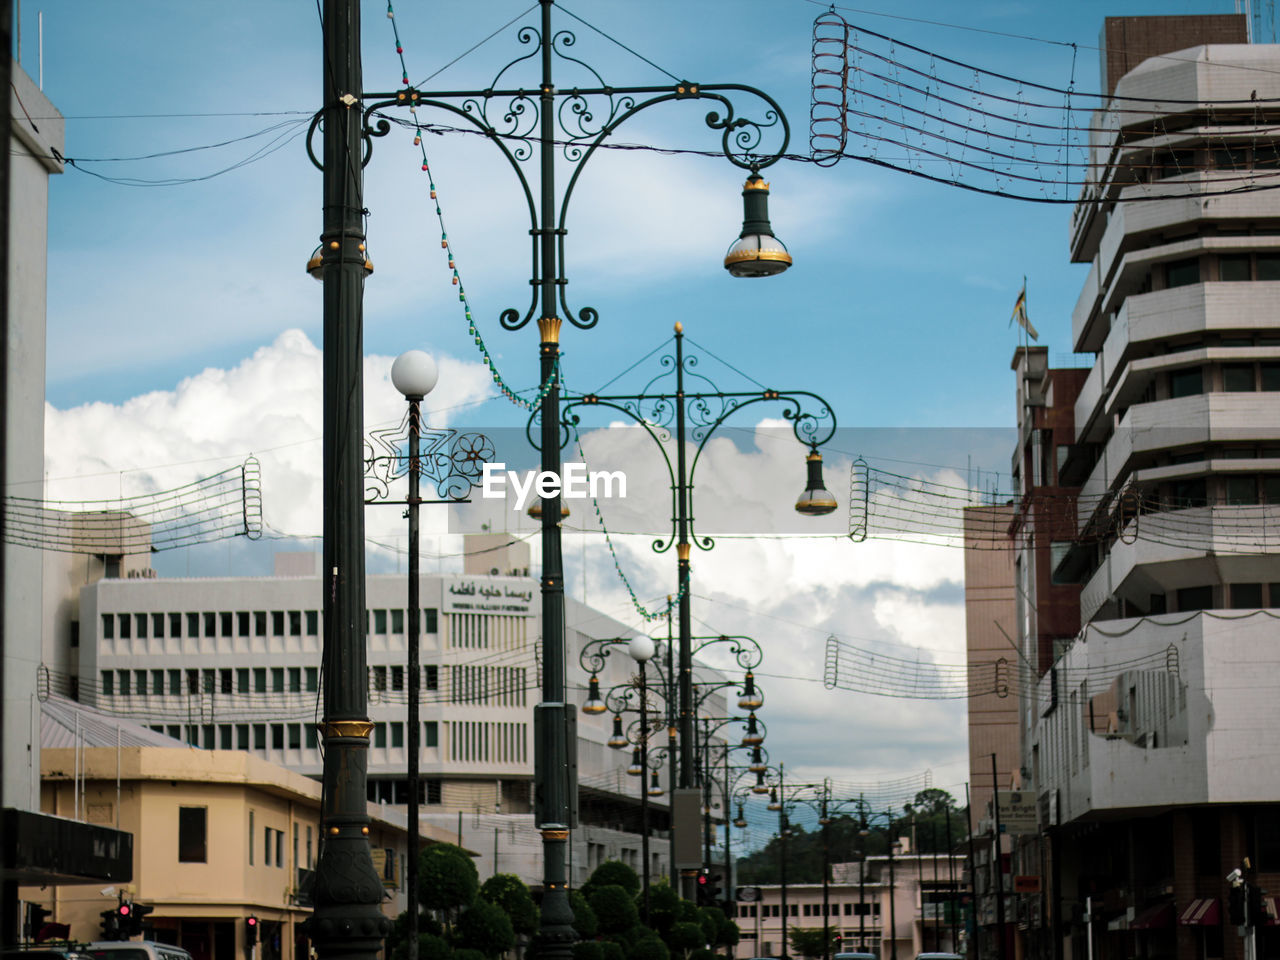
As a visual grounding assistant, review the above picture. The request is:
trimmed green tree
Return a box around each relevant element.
[627,936,670,960]
[456,899,515,960]
[573,943,606,960]
[570,889,599,939]
[419,844,480,929]
[589,885,639,936]
[788,926,838,960]
[479,873,538,937]
[585,860,641,897]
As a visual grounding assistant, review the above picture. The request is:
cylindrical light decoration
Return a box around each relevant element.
[607,715,628,749]
[795,446,838,516]
[740,712,763,746]
[723,173,792,278]
[581,676,607,714]
[734,805,748,829]
[738,671,764,710]
[751,771,770,795]
[749,746,767,774]
[648,771,665,797]
[627,748,643,776]
[767,788,782,812]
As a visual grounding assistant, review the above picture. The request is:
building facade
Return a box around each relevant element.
[1012,16,1280,960]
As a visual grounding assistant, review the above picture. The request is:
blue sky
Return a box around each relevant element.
[22,0,1269,820]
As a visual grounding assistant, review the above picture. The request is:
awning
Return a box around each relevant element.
[1179,899,1220,926]
[1131,902,1175,930]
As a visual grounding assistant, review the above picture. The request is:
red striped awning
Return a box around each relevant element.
[1178,899,1220,926]
[1131,902,1175,930]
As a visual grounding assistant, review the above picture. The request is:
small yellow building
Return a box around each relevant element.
[24,744,459,960]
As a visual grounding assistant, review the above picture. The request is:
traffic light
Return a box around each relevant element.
[705,872,723,904]
[246,916,259,945]
[117,903,135,938]
[696,870,711,906]
[99,908,120,941]
[132,904,155,936]
[1229,884,1246,926]
[25,903,52,941]
[1249,885,1266,927]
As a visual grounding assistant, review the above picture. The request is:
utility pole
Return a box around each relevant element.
[990,754,1008,960]
[305,3,390,960]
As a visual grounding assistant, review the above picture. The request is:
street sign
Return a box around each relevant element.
[995,790,1038,834]
[737,886,762,902]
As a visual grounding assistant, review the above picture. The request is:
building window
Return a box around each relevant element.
[255,611,267,636]
[119,614,131,640]
[391,666,404,691]
[238,611,250,637]
[249,811,254,865]
[271,668,284,693]
[1220,253,1251,281]
[254,668,266,693]
[152,670,164,695]
[1259,254,1280,281]
[425,608,438,633]
[306,725,318,749]
[425,722,438,748]
[202,724,215,749]
[289,667,301,692]
[391,723,404,749]
[1170,367,1204,398]
[290,611,302,636]
[264,827,273,867]
[1232,583,1264,608]
[306,667,318,692]
[186,669,199,695]
[169,669,181,695]
[1166,257,1201,288]
[425,665,439,691]
[253,724,266,750]
[1224,364,1256,392]
[152,613,165,638]
[102,614,114,640]
[102,671,114,696]
[374,723,387,748]
[219,725,232,750]
[392,609,404,634]
[220,669,233,695]
[1172,477,1207,508]
[237,668,249,694]
[307,610,319,635]
[1177,585,1214,612]
[237,724,249,750]
[372,666,387,692]
[373,610,388,635]
[178,807,207,863]
[169,612,182,637]
[275,829,283,869]
[1226,475,1258,505]
[306,826,313,869]
[271,724,284,750]
[425,780,442,805]
[221,612,233,637]
[119,671,131,696]
[204,612,217,637]
[272,611,285,636]
[288,724,301,750]
[186,612,199,637]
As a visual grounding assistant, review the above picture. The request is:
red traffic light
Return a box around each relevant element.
[697,874,708,885]
[117,904,131,917]
[246,917,258,927]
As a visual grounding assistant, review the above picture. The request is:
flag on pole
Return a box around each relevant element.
[1010,279,1038,340]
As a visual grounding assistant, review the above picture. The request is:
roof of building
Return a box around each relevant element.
[40,694,186,750]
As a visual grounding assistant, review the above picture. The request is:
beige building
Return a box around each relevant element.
[733,848,965,960]
[22,743,458,960]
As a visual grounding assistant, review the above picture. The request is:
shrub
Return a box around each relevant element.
[570,889,599,939]
[419,844,480,919]
[455,898,515,959]
[668,921,705,954]
[479,873,538,936]
[573,942,606,960]
[588,884,639,935]
[585,860,640,896]
[626,936,670,960]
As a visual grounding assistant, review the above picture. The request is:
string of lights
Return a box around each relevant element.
[3,458,262,553]
[382,0,560,412]
[810,11,1280,202]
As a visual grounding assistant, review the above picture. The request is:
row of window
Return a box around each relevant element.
[1167,362,1280,399]
[737,902,882,918]
[99,665,443,698]
[449,720,529,765]
[1135,145,1280,182]
[448,665,529,706]
[1120,583,1280,618]
[178,805,316,870]
[148,720,440,753]
[1165,253,1280,290]
[100,608,440,641]
[367,778,443,805]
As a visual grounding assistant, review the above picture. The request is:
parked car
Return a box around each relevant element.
[2,949,94,960]
[83,943,193,960]
[914,953,962,960]
[835,952,878,960]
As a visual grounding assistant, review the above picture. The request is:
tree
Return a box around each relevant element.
[668,922,705,958]
[574,944,606,960]
[788,927,838,959]
[570,889,598,939]
[627,936,670,960]
[479,873,538,937]
[907,788,958,815]
[420,844,480,925]
[600,942,625,960]
[589,885,639,936]
[585,860,641,896]
[646,884,682,935]
[456,899,515,960]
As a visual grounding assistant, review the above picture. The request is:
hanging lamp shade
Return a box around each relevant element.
[734,805,748,829]
[740,712,764,746]
[723,173,792,278]
[767,788,782,812]
[648,771,665,797]
[627,748,643,776]
[581,676,607,714]
[795,447,837,516]
[607,715,628,750]
[738,671,764,710]
[749,746,767,774]
[751,771,770,795]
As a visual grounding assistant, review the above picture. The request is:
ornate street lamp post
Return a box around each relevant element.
[319,4,796,953]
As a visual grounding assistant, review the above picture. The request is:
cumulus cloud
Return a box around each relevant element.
[44,337,975,796]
